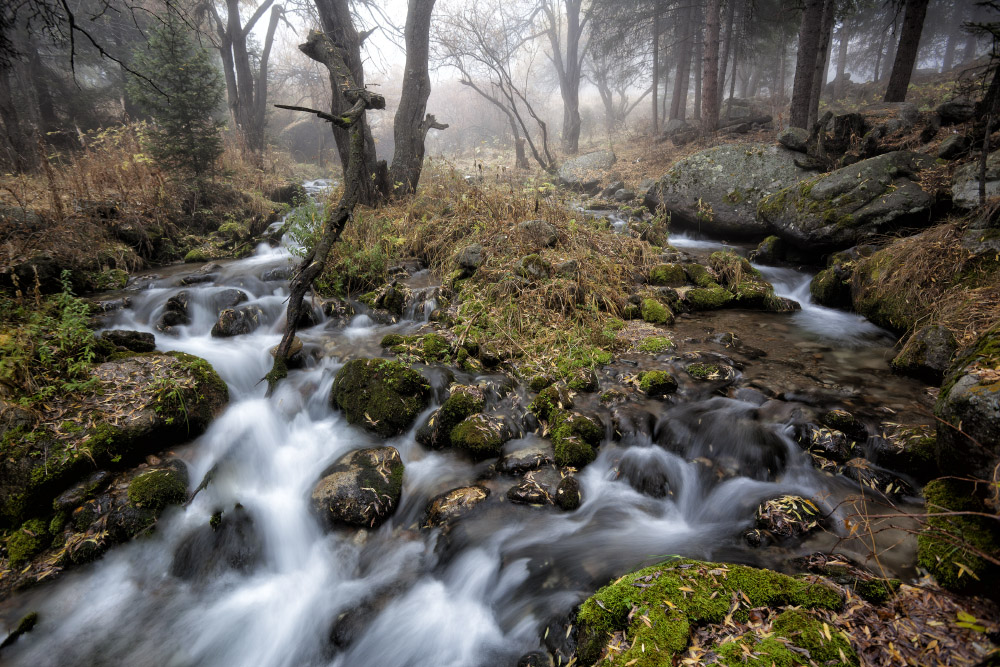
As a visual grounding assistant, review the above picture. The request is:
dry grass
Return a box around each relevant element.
[852,221,1000,345]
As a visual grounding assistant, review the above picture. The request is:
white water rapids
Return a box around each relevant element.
[2,204,915,667]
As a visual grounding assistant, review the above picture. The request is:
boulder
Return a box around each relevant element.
[558,150,616,193]
[554,476,582,510]
[455,243,484,274]
[759,151,934,251]
[937,134,970,160]
[839,458,913,501]
[101,329,155,353]
[498,441,555,474]
[212,288,249,311]
[891,325,958,384]
[211,305,264,337]
[450,413,509,460]
[415,385,485,449]
[423,485,490,528]
[322,298,355,328]
[952,149,1000,209]
[745,495,823,546]
[934,324,1000,480]
[171,504,261,580]
[599,180,625,198]
[266,181,307,205]
[516,219,559,250]
[156,291,190,334]
[507,474,554,505]
[310,446,404,528]
[777,127,809,152]
[516,254,552,280]
[330,358,431,437]
[936,99,975,126]
[644,143,812,238]
[748,235,786,264]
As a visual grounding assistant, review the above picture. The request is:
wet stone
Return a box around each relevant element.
[507,473,554,505]
[839,458,914,500]
[101,329,155,353]
[554,476,581,511]
[310,447,404,529]
[793,424,857,463]
[262,266,292,281]
[746,495,823,546]
[156,291,190,334]
[211,305,265,337]
[497,442,555,475]
[423,485,490,529]
[213,288,249,311]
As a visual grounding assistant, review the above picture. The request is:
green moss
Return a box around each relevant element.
[576,559,843,666]
[530,384,573,421]
[331,358,431,437]
[687,363,721,379]
[683,263,717,288]
[810,267,850,306]
[6,518,50,568]
[0,611,39,648]
[687,286,734,310]
[183,248,209,263]
[772,609,858,666]
[917,478,1000,593]
[380,333,454,363]
[450,414,505,460]
[640,298,673,325]
[91,268,129,291]
[380,334,405,347]
[716,636,799,667]
[127,469,187,512]
[550,411,602,468]
[852,578,901,605]
[648,263,686,287]
[639,370,678,397]
[639,336,674,353]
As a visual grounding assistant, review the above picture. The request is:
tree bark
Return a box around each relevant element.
[388,0,446,197]
[883,0,930,103]
[807,0,835,128]
[833,19,850,99]
[789,0,825,129]
[266,32,386,395]
[544,0,587,154]
[314,0,389,205]
[702,0,720,132]
[670,2,693,121]
[692,3,703,122]
[651,6,660,134]
[717,0,736,104]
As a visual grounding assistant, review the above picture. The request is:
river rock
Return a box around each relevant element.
[322,297,355,328]
[748,235,786,264]
[156,291,190,334]
[936,99,975,126]
[746,495,823,546]
[616,448,672,498]
[558,149,616,193]
[310,447,404,528]
[793,424,857,463]
[365,281,411,317]
[101,329,155,353]
[952,149,1000,209]
[330,358,431,438]
[839,458,913,501]
[423,485,490,528]
[516,219,559,250]
[212,288,249,311]
[171,504,262,580]
[643,143,811,238]
[262,266,292,281]
[934,323,1000,480]
[415,385,485,449]
[498,441,555,474]
[211,305,264,337]
[777,127,809,152]
[506,471,557,505]
[759,151,935,251]
[455,243,484,275]
[891,325,958,384]
[450,413,509,460]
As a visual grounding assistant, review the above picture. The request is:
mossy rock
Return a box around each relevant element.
[638,370,678,397]
[5,518,50,568]
[890,325,958,384]
[749,235,785,264]
[90,268,129,291]
[381,332,453,363]
[331,358,431,438]
[183,248,210,263]
[686,362,722,380]
[310,446,404,528]
[576,559,844,666]
[686,286,734,310]
[648,263,686,287]
[917,478,1000,594]
[683,263,717,288]
[810,266,851,307]
[127,467,188,512]
[638,336,674,354]
[551,410,603,468]
[416,385,485,449]
[770,609,857,665]
[640,298,673,325]
[450,414,508,460]
[530,384,574,422]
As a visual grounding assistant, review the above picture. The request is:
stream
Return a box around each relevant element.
[1,196,930,667]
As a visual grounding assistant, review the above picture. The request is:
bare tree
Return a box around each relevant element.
[208,0,284,155]
[539,0,592,154]
[789,0,825,128]
[435,0,556,171]
[883,0,929,103]
[702,0,721,132]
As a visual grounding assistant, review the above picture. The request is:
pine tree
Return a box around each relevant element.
[127,14,225,178]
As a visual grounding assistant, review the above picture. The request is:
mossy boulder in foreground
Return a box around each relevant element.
[933,323,1000,479]
[576,559,847,666]
[891,325,958,384]
[310,446,404,528]
[330,358,431,437]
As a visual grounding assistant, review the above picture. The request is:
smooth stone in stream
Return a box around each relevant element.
[101,329,155,353]
[310,447,404,528]
[423,485,490,529]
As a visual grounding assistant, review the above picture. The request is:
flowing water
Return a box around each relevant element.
[1,198,926,667]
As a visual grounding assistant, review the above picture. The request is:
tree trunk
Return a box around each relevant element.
[546,0,585,154]
[940,5,960,73]
[717,0,736,104]
[776,29,787,110]
[388,0,445,197]
[834,19,850,99]
[314,0,389,205]
[0,65,38,172]
[692,4,703,122]
[670,3,693,121]
[702,0,720,132]
[807,0,835,128]
[881,16,900,82]
[883,0,930,103]
[651,7,660,134]
[266,32,386,394]
[510,117,529,169]
[789,0,825,129]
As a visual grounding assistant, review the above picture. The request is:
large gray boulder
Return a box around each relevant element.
[759,151,934,251]
[952,149,1000,210]
[310,447,404,528]
[558,150,616,193]
[891,325,958,384]
[934,324,1000,481]
[643,143,811,238]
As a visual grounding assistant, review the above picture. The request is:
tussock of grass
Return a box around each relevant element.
[851,221,1000,344]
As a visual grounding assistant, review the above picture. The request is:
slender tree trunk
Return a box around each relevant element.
[510,117,528,169]
[717,0,736,104]
[727,46,738,117]
[834,20,850,99]
[651,7,660,134]
[702,0,720,132]
[789,0,825,128]
[882,16,900,82]
[692,5,703,122]
[941,5,960,73]
[776,29,787,110]
[388,0,445,197]
[546,0,585,154]
[807,0,835,128]
[883,0,930,103]
[314,0,389,205]
[670,3,693,121]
